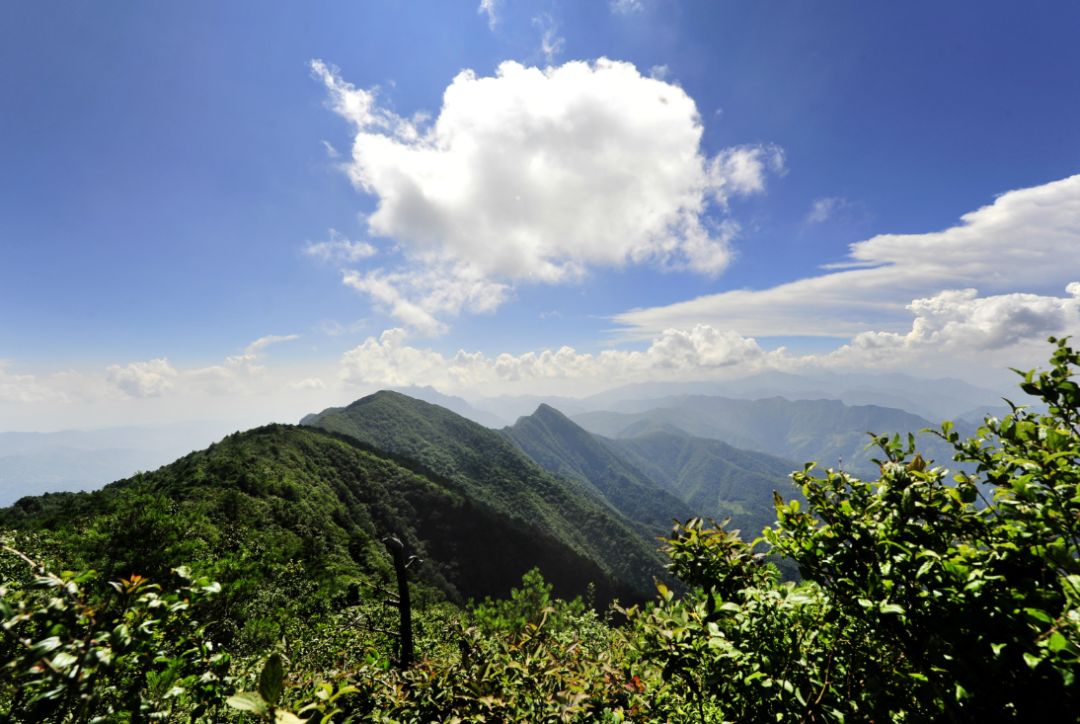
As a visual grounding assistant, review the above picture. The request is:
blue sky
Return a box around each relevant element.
[2,1,1080,430]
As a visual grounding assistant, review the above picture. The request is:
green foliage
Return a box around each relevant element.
[623,338,1080,721]
[0,543,229,722]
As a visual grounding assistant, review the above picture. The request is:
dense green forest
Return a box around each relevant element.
[2,341,1079,721]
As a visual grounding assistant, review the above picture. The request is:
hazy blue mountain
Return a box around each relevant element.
[573,370,1005,422]
[500,404,695,533]
[573,396,969,479]
[302,391,667,595]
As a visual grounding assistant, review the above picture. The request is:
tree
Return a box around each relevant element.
[630,338,1080,722]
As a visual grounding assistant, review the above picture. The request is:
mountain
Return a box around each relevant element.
[603,429,800,538]
[573,396,969,479]
[500,404,695,532]
[574,370,1005,421]
[502,404,800,540]
[302,391,667,595]
[0,423,647,644]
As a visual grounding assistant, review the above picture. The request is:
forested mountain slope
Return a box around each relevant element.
[302,391,667,595]
[500,404,695,532]
[0,424,643,639]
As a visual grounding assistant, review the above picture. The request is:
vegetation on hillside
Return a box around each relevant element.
[304,391,668,594]
[2,340,1079,721]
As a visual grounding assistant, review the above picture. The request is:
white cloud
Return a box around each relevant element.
[312,58,782,333]
[532,14,565,65]
[245,334,300,356]
[338,284,1080,394]
[303,229,376,263]
[805,196,849,224]
[106,359,178,399]
[0,363,65,403]
[338,325,781,393]
[342,265,509,337]
[616,174,1080,339]
[478,0,500,30]
[826,286,1080,369]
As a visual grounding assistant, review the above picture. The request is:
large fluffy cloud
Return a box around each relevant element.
[616,174,1080,339]
[312,58,782,332]
[827,284,1080,369]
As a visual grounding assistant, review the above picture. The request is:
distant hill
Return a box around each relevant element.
[573,396,970,479]
[302,391,667,596]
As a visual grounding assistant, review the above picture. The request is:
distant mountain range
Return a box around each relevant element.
[468,370,1009,425]
[572,395,973,479]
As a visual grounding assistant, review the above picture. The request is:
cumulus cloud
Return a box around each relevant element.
[827,285,1080,369]
[106,359,178,398]
[338,325,781,393]
[103,334,300,400]
[616,174,1080,339]
[311,58,782,332]
[303,230,376,263]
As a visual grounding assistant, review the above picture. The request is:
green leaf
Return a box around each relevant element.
[1047,631,1069,653]
[226,691,268,714]
[259,653,286,706]
[1023,652,1042,670]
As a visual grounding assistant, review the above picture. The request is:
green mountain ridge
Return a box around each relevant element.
[301,391,668,596]
[0,422,644,648]
[500,404,696,533]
